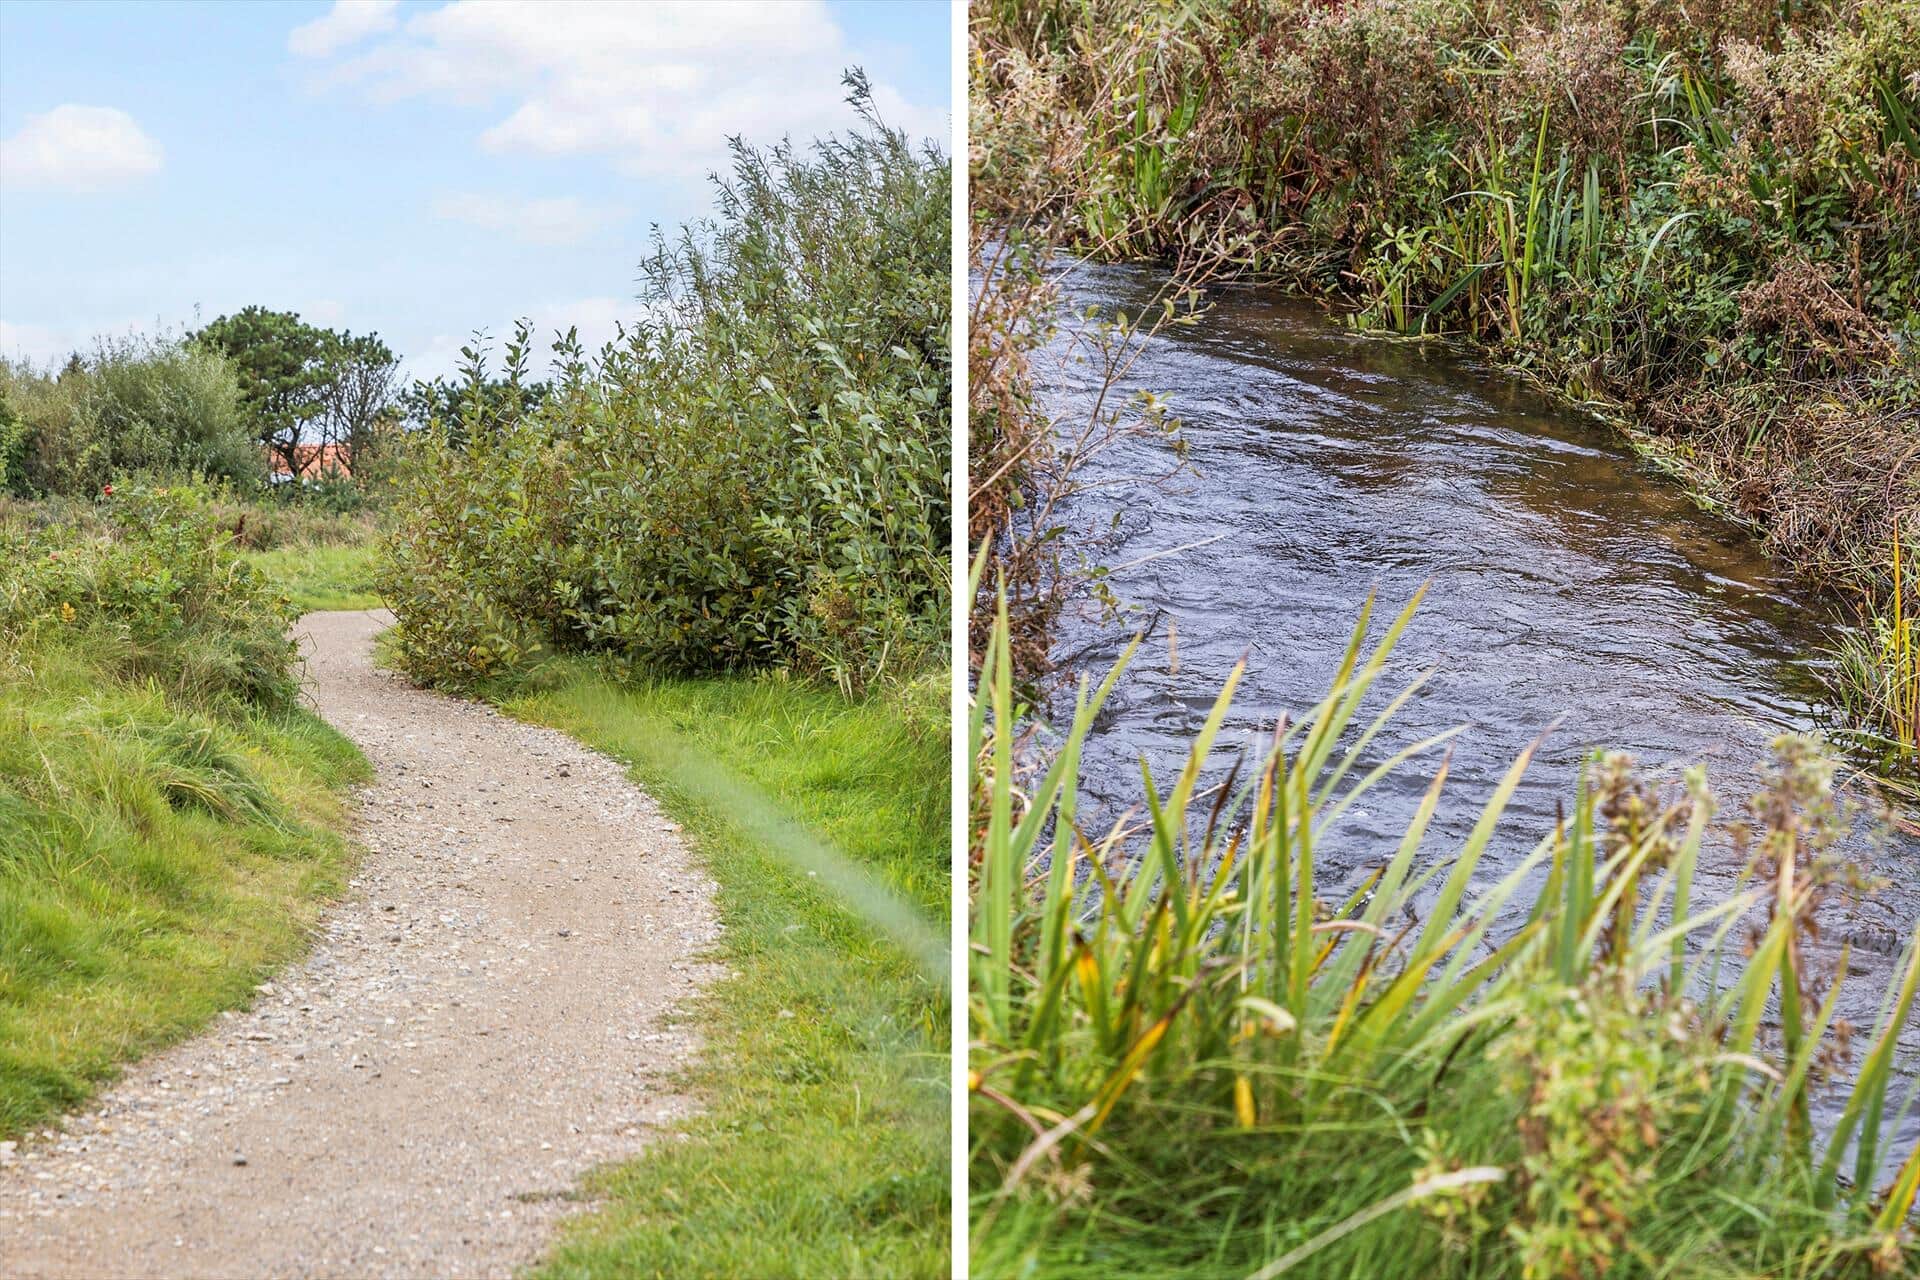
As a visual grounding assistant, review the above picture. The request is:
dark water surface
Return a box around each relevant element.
[1036,260,1918,1147]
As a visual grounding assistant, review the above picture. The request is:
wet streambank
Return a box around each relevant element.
[1035,260,1917,1148]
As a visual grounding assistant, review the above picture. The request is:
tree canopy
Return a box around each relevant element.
[193,307,399,476]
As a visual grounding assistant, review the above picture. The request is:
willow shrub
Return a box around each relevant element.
[382,79,949,694]
[970,588,1919,1277]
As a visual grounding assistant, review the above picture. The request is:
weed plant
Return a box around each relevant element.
[969,587,1919,1277]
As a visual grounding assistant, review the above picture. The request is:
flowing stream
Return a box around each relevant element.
[1035,260,1918,1150]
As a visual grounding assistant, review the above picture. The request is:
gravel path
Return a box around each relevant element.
[0,609,722,1278]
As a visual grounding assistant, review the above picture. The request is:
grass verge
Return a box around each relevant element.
[484,662,949,1279]
[0,637,368,1138]
[245,541,382,613]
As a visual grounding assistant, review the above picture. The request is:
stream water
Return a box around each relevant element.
[1035,260,1918,1151]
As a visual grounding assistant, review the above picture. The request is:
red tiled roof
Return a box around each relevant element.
[270,443,352,479]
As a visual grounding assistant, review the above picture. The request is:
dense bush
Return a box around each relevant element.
[0,333,258,499]
[0,482,299,709]
[383,79,950,693]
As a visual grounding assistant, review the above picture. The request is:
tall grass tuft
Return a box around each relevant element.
[970,587,1918,1277]
[1832,524,1920,775]
[0,483,367,1137]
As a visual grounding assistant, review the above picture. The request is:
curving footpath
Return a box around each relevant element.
[0,609,721,1278]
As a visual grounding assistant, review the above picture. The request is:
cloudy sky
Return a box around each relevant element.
[0,0,950,379]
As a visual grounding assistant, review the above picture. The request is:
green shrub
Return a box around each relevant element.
[0,387,27,497]
[0,332,259,498]
[382,76,949,693]
[0,481,299,709]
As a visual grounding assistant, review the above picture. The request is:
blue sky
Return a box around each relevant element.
[0,0,951,380]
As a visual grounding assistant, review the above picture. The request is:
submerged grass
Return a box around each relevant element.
[0,636,367,1138]
[484,662,949,1278]
[970,587,1919,1277]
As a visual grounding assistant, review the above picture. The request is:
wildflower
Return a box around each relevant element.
[102,484,114,497]
[60,602,75,624]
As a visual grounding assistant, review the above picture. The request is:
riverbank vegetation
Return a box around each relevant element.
[970,0,1918,767]
[970,590,1918,1276]
[967,228,1202,680]
[0,483,367,1138]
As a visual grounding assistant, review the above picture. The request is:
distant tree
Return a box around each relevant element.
[192,307,331,476]
[193,307,399,479]
[321,331,400,467]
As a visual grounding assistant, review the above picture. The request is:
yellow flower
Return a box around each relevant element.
[60,602,76,624]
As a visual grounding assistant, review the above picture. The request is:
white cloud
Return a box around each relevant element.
[288,0,400,59]
[432,192,621,246]
[0,105,163,193]
[304,1,945,177]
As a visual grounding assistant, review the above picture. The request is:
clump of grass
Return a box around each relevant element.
[488,662,950,1279]
[969,588,1918,1277]
[1831,526,1920,772]
[0,628,365,1141]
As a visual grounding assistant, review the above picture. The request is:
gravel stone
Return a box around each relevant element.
[0,609,722,1278]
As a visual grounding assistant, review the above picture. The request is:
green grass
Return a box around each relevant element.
[485,661,949,1279]
[0,636,369,1138]
[971,590,1920,1277]
[244,541,382,613]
